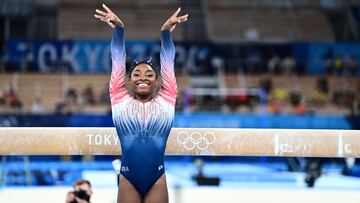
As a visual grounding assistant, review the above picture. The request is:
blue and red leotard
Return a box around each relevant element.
[109,27,176,197]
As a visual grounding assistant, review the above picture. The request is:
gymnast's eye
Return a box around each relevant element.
[146,74,154,77]
[133,73,140,77]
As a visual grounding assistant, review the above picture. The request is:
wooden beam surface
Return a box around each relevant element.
[0,128,359,157]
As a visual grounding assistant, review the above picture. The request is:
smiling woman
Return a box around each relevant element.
[128,60,159,102]
[94,3,188,203]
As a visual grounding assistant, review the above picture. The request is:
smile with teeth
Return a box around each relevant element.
[138,83,149,87]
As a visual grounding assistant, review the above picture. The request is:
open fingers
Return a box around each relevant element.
[178,14,188,23]
[95,9,107,16]
[172,7,181,17]
[95,14,112,25]
[169,14,188,25]
[94,14,106,21]
[107,21,115,28]
[102,4,113,14]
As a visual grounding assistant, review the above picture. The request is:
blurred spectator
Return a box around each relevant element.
[4,86,16,105]
[99,84,110,104]
[267,54,281,74]
[30,98,44,114]
[323,49,334,75]
[281,54,297,75]
[289,91,302,106]
[202,95,222,111]
[82,85,96,105]
[268,88,289,114]
[65,87,78,105]
[55,99,69,115]
[66,179,93,203]
[273,88,288,101]
[226,95,240,112]
[346,54,358,76]
[309,77,329,107]
[259,77,273,95]
[289,91,307,115]
[33,170,50,186]
[332,89,355,108]
[210,56,225,74]
[305,158,323,188]
[309,91,328,107]
[316,77,329,95]
[4,85,23,110]
[294,103,307,115]
[334,55,344,76]
[175,90,184,111]
[268,100,283,114]
[182,89,195,113]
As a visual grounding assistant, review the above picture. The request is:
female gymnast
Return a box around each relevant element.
[94,4,188,203]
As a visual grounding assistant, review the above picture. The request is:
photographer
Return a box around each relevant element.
[65,179,93,203]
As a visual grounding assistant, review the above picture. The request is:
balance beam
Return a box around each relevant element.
[0,128,359,157]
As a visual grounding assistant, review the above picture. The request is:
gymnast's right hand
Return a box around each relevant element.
[94,4,124,28]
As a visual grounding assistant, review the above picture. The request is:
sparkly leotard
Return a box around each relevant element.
[109,27,176,197]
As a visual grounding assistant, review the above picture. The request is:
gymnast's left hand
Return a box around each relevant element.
[161,7,188,32]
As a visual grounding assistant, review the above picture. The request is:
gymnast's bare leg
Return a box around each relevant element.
[143,174,169,203]
[117,175,142,203]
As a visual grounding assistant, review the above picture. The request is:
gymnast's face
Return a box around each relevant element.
[129,63,158,100]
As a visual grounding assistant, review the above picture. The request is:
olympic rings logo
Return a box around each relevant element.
[176,131,216,150]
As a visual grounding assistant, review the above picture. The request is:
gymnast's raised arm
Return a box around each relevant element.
[94,4,128,105]
[157,8,188,105]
